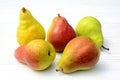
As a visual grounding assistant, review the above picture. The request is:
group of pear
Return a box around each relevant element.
[14,7,109,73]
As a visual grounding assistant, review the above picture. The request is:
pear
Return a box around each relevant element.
[14,39,56,70]
[56,36,100,73]
[75,16,109,50]
[47,14,76,52]
[17,7,45,45]
[24,39,56,70]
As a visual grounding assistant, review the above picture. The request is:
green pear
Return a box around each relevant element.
[75,16,109,50]
[17,7,45,45]
[56,36,100,73]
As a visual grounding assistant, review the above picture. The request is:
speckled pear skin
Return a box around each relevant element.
[75,16,103,48]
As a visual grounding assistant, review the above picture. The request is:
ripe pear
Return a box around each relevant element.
[14,39,56,70]
[47,14,76,52]
[24,39,56,70]
[56,36,100,73]
[17,7,45,45]
[75,16,109,50]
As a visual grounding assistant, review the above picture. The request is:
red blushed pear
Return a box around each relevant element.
[24,39,56,70]
[47,14,76,52]
[56,36,100,73]
[14,39,56,71]
[14,45,26,64]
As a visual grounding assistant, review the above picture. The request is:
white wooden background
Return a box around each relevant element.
[0,0,120,80]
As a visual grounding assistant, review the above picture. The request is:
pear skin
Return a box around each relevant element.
[17,7,45,45]
[24,39,56,70]
[47,14,76,52]
[57,36,100,73]
[14,45,26,64]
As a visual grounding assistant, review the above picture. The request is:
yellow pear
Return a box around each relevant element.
[17,7,45,45]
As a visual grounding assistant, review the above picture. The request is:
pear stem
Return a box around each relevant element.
[22,7,26,13]
[102,45,109,50]
[56,69,59,72]
[58,13,60,17]
[56,67,63,72]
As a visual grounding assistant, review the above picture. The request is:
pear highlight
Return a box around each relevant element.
[17,7,45,45]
